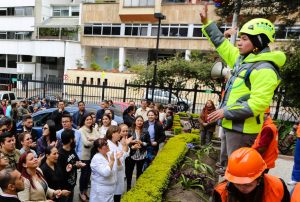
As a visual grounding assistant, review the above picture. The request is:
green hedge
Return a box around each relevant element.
[121,133,199,202]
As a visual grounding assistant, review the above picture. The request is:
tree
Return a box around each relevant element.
[215,0,299,26]
[280,41,300,119]
[132,52,221,100]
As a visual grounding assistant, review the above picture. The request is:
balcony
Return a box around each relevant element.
[119,0,161,22]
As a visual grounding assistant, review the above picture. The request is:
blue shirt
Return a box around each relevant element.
[148,121,155,142]
[56,128,82,159]
[5,105,11,117]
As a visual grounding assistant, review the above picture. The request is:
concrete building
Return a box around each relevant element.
[81,0,299,73]
[0,0,83,88]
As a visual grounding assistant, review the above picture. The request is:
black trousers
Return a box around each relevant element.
[79,160,91,193]
[125,157,145,191]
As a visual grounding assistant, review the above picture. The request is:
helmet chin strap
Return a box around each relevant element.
[257,35,263,47]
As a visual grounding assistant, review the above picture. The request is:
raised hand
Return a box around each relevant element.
[66,164,72,172]
[116,151,123,160]
[224,27,238,38]
[200,3,208,25]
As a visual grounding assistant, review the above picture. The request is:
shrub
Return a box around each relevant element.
[121,134,199,202]
[178,112,188,117]
[191,113,200,118]
[174,127,183,135]
[90,61,102,71]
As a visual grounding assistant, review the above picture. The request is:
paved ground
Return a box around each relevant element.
[270,154,294,191]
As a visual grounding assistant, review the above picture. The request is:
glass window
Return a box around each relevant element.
[193,27,203,37]
[53,7,69,17]
[161,27,169,36]
[71,6,79,16]
[140,26,148,36]
[53,10,60,16]
[111,27,120,35]
[7,55,17,68]
[84,25,93,35]
[179,27,188,37]
[7,32,15,39]
[61,9,69,16]
[25,7,33,16]
[0,32,6,39]
[14,7,25,16]
[93,25,102,35]
[170,27,179,36]
[132,27,139,35]
[2,94,9,100]
[9,93,15,100]
[7,7,14,16]
[0,55,6,67]
[125,26,132,35]
[0,9,7,16]
[22,55,32,62]
[287,28,300,39]
[102,25,111,35]
[151,26,158,36]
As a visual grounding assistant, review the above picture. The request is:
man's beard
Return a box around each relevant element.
[25,126,32,131]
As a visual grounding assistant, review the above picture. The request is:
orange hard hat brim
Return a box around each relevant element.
[225,171,262,184]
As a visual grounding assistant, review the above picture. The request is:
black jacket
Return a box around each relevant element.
[123,114,135,127]
[72,109,88,128]
[50,109,70,131]
[128,128,151,156]
[143,120,166,151]
[0,195,21,202]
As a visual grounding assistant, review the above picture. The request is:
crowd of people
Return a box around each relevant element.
[0,97,176,202]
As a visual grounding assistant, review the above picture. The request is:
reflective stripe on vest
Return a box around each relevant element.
[252,117,279,169]
[292,183,300,202]
[214,174,284,202]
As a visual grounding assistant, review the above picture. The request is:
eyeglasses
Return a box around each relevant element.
[42,127,49,130]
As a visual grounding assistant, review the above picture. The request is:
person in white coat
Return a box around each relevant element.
[90,138,122,202]
[106,125,132,202]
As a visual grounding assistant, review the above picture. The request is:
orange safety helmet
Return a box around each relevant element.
[225,147,267,184]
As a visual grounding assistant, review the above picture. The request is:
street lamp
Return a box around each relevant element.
[151,12,166,100]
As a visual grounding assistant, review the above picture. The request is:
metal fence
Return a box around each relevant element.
[3,77,220,114]
[1,77,296,121]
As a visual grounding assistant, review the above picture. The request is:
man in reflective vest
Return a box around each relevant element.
[252,108,278,172]
[200,5,286,174]
[213,147,290,202]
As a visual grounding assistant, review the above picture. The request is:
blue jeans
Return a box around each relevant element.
[292,138,300,182]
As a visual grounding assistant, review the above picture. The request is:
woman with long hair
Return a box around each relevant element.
[40,146,70,202]
[78,113,101,201]
[17,151,69,201]
[199,100,217,145]
[0,150,9,171]
[122,106,135,127]
[90,138,122,202]
[99,113,112,138]
[106,126,131,202]
[19,132,38,157]
[104,109,117,126]
[125,116,150,191]
[37,120,58,156]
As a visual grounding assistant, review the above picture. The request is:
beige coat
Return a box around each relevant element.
[18,169,55,202]
[79,125,101,160]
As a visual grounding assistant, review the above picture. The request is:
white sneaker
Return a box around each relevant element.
[287,180,298,186]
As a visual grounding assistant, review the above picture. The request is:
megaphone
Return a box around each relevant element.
[211,62,231,79]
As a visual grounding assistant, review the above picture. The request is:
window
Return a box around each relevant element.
[193,25,203,37]
[125,24,148,36]
[0,9,7,16]
[123,0,155,7]
[22,55,32,62]
[84,24,121,36]
[84,25,93,35]
[24,7,33,16]
[0,55,5,67]
[7,55,17,68]
[9,93,15,100]
[2,94,9,100]
[151,24,188,37]
[286,28,300,39]
[71,6,79,16]
[53,7,69,17]
[0,32,6,39]
[15,7,25,16]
